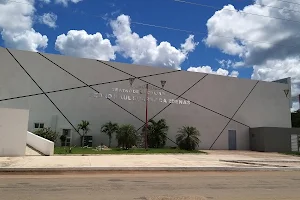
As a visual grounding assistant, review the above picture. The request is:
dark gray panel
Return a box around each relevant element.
[228,130,237,150]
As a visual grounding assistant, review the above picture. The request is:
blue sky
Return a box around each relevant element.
[1,0,300,110]
[0,0,252,78]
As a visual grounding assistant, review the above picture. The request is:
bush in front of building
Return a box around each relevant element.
[143,119,169,148]
[116,124,137,149]
[176,126,200,151]
[34,127,58,142]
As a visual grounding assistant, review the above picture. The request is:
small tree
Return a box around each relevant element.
[77,120,90,147]
[60,134,67,147]
[116,124,137,149]
[34,127,58,142]
[101,121,119,147]
[176,126,200,151]
[143,119,168,148]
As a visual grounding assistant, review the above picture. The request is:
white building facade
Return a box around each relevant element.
[0,47,292,150]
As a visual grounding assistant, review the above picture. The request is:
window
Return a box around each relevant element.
[34,123,44,129]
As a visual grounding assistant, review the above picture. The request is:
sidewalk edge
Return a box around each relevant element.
[1,167,300,172]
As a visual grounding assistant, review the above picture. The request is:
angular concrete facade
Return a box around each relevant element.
[0,47,292,149]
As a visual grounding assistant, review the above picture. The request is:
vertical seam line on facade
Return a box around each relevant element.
[37,52,145,123]
[0,71,182,102]
[209,81,260,150]
[96,60,250,128]
[5,48,81,136]
[134,74,209,146]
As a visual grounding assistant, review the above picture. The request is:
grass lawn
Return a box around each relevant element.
[283,152,300,156]
[54,147,206,155]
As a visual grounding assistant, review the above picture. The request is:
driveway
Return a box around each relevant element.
[205,150,300,167]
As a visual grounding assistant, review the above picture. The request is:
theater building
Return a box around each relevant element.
[0,47,292,150]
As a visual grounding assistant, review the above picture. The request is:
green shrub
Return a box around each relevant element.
[116,124,137,149]
[176,126,200,151]
[143,119,168,148]
[34,127,58,142]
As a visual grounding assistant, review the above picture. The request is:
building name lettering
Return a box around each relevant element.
[90,88,190,105]
[112,88,166,96]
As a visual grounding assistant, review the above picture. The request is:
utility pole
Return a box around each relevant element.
[129,79,166,150]
[145,83,149,150]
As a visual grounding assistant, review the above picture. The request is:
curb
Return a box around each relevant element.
[220,159,300,163]
[1,167,300,172]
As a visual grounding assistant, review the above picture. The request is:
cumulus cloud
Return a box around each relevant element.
[110,14,198,69]
[38,12,57,28]
[252,57,300,111]
[204,1,300,65]
[55,30,116,61]
[205,0,300,109]
[187,66,239,77]
[0,0,48,51]
[230,70,239,77]
[2,28,48,51]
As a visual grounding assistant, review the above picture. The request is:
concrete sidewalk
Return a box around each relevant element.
[1,151,300,172]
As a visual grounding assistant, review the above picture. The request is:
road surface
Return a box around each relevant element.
[0,171,299,200]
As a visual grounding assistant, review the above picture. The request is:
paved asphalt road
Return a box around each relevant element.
[0,171,300,200]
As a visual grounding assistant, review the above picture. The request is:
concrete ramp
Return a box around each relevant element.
[27,131,54,156]
[25,145,42,156]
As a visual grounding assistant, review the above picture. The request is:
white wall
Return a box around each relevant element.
[27,131,54,156]
[0,47,292,150]
[0,108,28,156]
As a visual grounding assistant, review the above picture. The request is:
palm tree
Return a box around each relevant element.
[176,126,200,151]
[77,120,90,147]
[101,121,119,147]
[144,119,168,148]
[116,124,137,149]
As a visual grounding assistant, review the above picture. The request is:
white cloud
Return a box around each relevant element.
[230,70,239,77]
[292,101,299,112]
[39,0,51,3]
[38,12,57,28]
[2,28,48,51]
[39,0,82,5]
[217,59,245,68]
[252,57,300,99]
[55,30,116,61]
[205,0,300,109]
[187,66,239,77]
[55,0,83,6]
[110,14,198,69]
[0,0,48,51]
[232,61,245,68]
[205,1,300,66]
[217,59,232,68]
